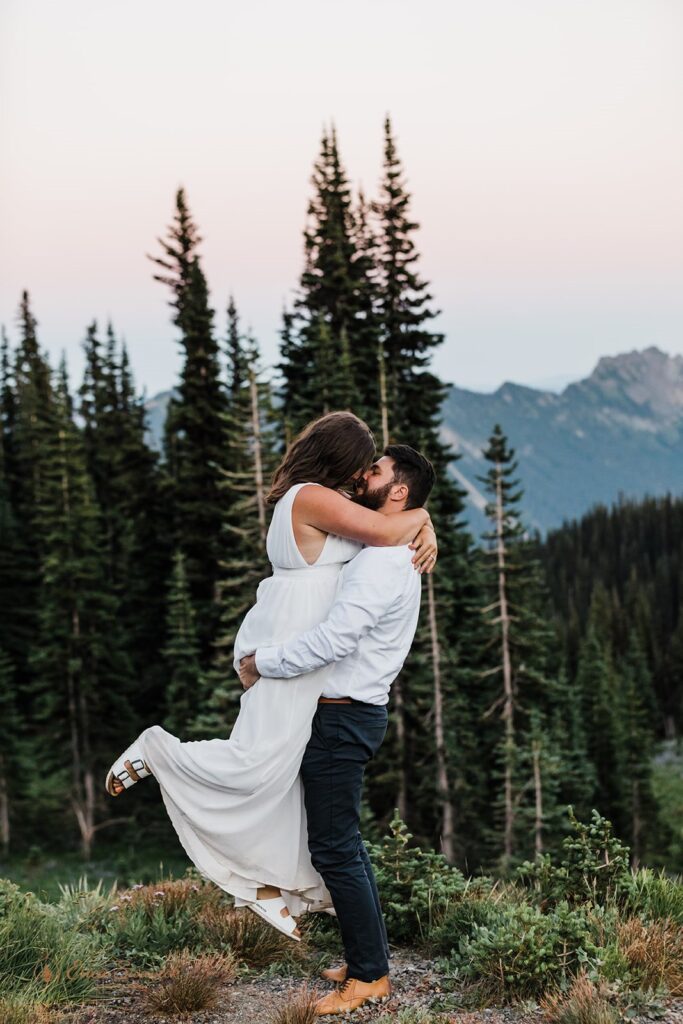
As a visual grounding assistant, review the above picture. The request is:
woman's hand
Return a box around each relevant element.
[239,654,260,690]
[409,520,438,574]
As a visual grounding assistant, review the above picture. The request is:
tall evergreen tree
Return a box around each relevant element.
[194,307,278,736]
[149,189,231,664]
[28,357,134,856]
[279,128,379,432]
[77,322,172,720]
[476,424,557,869]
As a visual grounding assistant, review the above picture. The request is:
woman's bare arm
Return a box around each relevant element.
[294,485,429,547]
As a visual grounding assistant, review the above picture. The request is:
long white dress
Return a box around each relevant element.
[137,482,362,915]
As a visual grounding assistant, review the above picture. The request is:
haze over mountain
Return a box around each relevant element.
[143,346,683,537]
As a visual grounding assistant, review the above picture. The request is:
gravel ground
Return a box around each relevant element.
[60,949,683,1024]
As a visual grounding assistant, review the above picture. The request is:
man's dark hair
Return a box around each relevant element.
[384,444,436,510]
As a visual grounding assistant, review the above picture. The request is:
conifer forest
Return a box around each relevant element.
[1,119,682,878]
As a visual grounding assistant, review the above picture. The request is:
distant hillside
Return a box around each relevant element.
[143,346,683,537]
[443,346,683,535]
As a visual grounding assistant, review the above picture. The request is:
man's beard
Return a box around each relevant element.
[353,479,395,512]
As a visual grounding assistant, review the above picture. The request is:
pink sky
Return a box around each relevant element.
[2,0,682,397]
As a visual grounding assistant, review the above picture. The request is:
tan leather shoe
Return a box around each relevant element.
[321,963,347,983]
[314,975,391,1016]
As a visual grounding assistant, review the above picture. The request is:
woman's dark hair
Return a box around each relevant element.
[267,411,376,504]
[384,444,436,510]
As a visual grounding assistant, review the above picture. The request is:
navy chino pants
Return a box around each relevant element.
[300,701,390,982]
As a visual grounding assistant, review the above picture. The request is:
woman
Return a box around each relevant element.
[105,412,436,940]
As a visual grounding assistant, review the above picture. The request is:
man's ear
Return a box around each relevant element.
[391,482,409,505]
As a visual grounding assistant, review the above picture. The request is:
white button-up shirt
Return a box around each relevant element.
[254,544,422,705]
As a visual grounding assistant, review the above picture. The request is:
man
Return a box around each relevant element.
[239,444,436,1017]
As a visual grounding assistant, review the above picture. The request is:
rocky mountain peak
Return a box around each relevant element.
[566,346,683,422]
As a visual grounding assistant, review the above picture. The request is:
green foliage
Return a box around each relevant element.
[516,809,634,908]
[92,876,227,966]
[0,886,105,1006]
[367,813,476,943]
[447,900,599,1004]
[622,867,683,924]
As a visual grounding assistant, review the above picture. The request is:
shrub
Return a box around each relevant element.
[516,809,634,910]
[623,868,683,924]
[446,901,599,1004]
[612,917,683,996]
[367,813,482,944]
[199,904,305,968]
[0,889,105,1006]
[268,984,321,1024]
[428,882,510,956]
[93,876,229,965]
[541,972,618,1024]
[141,950,236,1014]
[0,1001,59,1024]
[54,875,118,930]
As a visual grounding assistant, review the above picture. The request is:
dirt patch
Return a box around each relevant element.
[62,949,683,1024]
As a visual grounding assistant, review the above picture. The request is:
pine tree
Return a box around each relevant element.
[194,307,278,737]
[28,357,134,857]
[476,424,557,870]
[372,117,446,442]
[0,647,20,855]
[77,322,172,721]
[618,633,656,864]
[162,550,202,735]
[279,128,378,432]
[149,189,231,664]
[574,600,625,829]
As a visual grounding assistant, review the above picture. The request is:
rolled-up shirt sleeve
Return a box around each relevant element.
[255,554,400,679]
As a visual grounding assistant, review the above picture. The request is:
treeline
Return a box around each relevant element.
[0,119,679,873]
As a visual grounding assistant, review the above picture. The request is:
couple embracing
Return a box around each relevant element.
[105,411,437,1017]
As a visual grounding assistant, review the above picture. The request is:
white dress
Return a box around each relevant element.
[137,482,362,914]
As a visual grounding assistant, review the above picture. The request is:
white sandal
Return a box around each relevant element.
[105,741,152,796]
[245,895,302,942]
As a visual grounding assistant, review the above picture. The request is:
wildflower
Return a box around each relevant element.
[109,905,119,912]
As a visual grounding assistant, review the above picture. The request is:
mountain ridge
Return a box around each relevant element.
[143,346,683,536]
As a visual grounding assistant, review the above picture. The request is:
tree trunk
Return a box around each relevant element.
[495,463,515,868]
[532,738,543,856]
[0,755,9,856]
[249,366,267,546]
[428,574,454,861]
[377,374,410,821]
[631,777,641,869]
[378,340,389,448]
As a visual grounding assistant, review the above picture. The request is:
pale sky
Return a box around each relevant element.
[1,0,682,398]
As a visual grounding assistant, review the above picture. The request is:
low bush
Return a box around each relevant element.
[516,809,634,910]
[367,813,484,944]
[93,875,228,965]
[0,888,105,1006]
[141,949,237,1014]
[199,903,305,968]
[0,1000,59,1024]
[610,917,683,996]
[623,867,683,924]
[268,984,321,1024]
[541,972,618,1024]
[446,901,599,1004]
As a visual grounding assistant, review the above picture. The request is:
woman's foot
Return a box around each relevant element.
[247,886,302,940]
[105,741,152,796]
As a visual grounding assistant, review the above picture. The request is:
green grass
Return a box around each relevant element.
[0,843,192,902]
